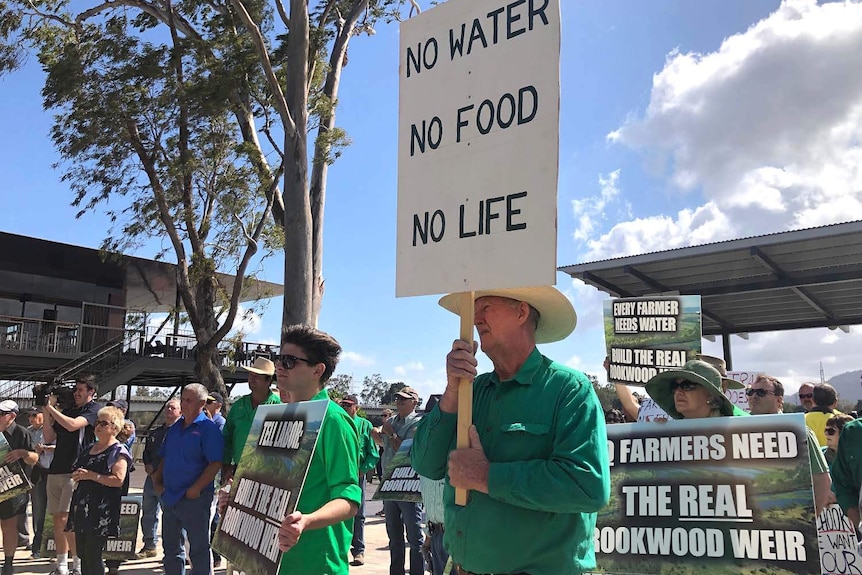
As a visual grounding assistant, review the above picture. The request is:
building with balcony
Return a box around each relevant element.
[0,231,283,408]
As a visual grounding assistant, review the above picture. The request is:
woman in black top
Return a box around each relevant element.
[66,407,132,575]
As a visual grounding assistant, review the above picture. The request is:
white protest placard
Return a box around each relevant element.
[396,0,561,297]
[817,504,862,575]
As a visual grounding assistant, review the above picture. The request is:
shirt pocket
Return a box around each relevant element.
[498,422,552,461]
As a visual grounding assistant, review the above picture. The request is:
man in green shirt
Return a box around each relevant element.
[339,394,379,566]
[831,418,862,529]
[222,356,281,483]
[275,325,362,575]
[412,286,611,575]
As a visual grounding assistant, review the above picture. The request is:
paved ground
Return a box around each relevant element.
[13,467,400,575]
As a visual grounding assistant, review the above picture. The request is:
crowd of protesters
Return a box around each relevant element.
[2,304,856,575]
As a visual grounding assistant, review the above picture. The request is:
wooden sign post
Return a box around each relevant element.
[455,291,474,505]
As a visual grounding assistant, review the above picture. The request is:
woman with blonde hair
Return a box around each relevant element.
[66,406,132,575]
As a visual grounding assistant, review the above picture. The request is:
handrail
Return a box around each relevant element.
[51,328,142,384]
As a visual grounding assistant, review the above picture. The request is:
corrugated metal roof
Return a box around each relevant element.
[559,220,862,336]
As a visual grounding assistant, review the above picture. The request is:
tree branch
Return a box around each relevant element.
[228,0,297,141]
[211,160,279,344]
[24,0,80,33]
[76,0,203,41]
[123,117,200,326]
[274,0,290,30]
[309,0,365,320]
[307,0,338,90]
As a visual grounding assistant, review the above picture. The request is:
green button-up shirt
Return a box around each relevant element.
[223,391,282,467]
[412,348,611,575]
[278,389,362,575]
[831,418,862,513]
[353,415,380,474]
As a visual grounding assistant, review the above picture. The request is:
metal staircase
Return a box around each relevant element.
[0,329,144,401]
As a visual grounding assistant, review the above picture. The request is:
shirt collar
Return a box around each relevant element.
[179,411,210,427]
[486,346,543,387]
[311,388,329,401]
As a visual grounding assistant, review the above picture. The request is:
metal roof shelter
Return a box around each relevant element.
[559,220,862,368]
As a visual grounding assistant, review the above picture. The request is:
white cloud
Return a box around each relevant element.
[394,361,425,376]
[342,351,375,367]
[572,170,624,242]
[603,0,862,248]
[701,326,862,397]
[568,1,862,407]
[580,202,732,261]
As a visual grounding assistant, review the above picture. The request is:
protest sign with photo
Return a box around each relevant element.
[372,438,422,503]
[604,296,702,385]
[0,432,31,503]
[817,504,862,575]
[103,495,142,560]
[597,413,820,574]
[41,495,142,559]
[212,400,328,575]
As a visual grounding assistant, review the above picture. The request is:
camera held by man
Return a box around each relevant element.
[33,381,77,410]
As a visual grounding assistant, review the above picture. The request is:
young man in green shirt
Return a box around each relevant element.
[221,357,281,483]
[275,325,362,575]
[412,286,611,575]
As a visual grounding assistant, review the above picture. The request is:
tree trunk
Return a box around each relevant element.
[282,0,313,329]
[309,1,366,325]
[186,262,227,397]
[194,345,227,398]
[282,134,313,328]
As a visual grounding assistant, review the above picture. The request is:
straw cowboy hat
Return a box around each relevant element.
[241,356,276,376]
[696,354,744,390]
[645,359,734,419]
[438,286,577,344]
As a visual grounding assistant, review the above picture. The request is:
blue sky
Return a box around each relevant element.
[2,0,861,402]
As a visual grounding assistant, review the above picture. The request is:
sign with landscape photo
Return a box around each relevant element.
[372,438,422,503]
[212,400,328,575]
[0,432,31,503]
[604,296,702,386]
[596,413,820,574]
[41,495,141,559]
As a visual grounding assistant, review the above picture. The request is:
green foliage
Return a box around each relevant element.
[327,373,353,399]
[360,373,387,406]
[591,375,619,412]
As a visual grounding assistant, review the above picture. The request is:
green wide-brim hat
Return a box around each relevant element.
[645,359,734,419]
[696,354,744,390]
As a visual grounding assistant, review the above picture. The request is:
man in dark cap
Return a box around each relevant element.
[205,393,226,432]
[339,394,379,566]
[373,386,424,575]
[0,400,37,575]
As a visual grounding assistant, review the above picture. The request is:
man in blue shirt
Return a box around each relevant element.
[152,384,224,575]
[205,393,226,431]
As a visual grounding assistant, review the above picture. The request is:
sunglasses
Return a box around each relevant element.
[798,393,814,399]
[277,354,315,370]
[671,380,699,392]
[825,427,841,436]
[95,420,112,427]
[745,388,776,398]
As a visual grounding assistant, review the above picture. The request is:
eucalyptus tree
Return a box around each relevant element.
[0,0,419,393]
